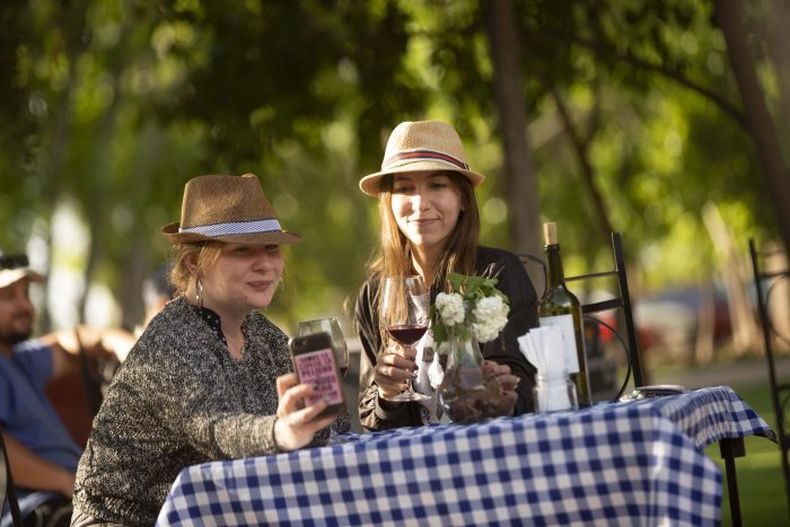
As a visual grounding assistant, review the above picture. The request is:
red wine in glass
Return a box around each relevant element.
[387,324,428,346]
[380,275,431,402]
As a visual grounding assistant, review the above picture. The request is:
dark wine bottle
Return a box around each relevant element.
[537,222,592,407]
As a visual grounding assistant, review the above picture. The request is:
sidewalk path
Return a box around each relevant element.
[651,355,790,390]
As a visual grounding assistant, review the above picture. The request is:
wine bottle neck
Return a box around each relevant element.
[544,244,566,286]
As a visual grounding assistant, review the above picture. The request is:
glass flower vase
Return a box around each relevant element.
[437,331,503,424]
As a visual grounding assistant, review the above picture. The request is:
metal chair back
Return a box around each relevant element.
[748,238,790,513]
[0,429,23,527]
[521,232,645,399]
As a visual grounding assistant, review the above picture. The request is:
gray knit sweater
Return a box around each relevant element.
[72,296,318,526]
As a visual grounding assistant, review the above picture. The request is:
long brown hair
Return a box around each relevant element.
[368,171,480,289]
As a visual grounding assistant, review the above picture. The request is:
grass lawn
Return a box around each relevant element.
[705,383,789,526]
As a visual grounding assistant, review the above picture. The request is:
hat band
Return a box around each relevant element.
[179,218,283,238]
[382,149,469,171]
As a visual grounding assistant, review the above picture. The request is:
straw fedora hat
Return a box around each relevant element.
[359,120,486,197]
[161,174,302,245]
[0,252,45,289]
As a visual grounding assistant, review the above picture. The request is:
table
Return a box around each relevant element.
[156,386,773,526]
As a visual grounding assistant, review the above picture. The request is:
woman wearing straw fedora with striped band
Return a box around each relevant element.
[72,174,347,527]
[355,120,539,430]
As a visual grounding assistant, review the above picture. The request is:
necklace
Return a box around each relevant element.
[225,332,245,358]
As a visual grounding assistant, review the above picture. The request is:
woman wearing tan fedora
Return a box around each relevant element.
[71,174,346,527]
[355,120,539,430]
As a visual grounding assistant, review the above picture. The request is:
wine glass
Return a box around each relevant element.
[380,275,431,402]
[297,317,349,376]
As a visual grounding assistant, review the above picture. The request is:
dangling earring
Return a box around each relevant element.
[195,279,204,310]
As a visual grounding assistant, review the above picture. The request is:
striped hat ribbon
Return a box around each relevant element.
[179,218,283,238]
[383,149,469,171]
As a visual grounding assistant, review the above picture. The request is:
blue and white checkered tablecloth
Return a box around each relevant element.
[156,386,773,527]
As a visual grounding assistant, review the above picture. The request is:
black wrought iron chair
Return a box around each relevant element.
[567,232,644,396]
[748,238,790,516]
[520,231,645,400]
[1,428,23,527]
[523,231,750,526]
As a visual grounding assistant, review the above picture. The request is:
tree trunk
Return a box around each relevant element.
[39,4,91,331]
[715,0,790,255]
[484,0,543,287]
[116,120,163,330]
[549,88,614,243]
[702,202,761,356]
[41,72,79,332]
[77,81,122,323]
[766,0,790,165]
[118,237,150,331]
[76,22,133,324]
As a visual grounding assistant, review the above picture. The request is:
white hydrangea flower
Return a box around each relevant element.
[436,292,465,327]
[472,295,509,342]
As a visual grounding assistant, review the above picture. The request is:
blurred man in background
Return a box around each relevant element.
[0,251,134,527]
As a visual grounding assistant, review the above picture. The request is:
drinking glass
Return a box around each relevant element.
[297,317,349,376]
[380,275,431,402]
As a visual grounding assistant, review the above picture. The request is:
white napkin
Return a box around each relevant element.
[517,327,575,412]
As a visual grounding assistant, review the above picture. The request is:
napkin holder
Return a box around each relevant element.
[518,327,579,413]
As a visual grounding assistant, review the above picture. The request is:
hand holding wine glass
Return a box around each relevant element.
[377,275,431,402]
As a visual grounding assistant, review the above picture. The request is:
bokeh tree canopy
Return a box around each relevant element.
[0,0,787,341]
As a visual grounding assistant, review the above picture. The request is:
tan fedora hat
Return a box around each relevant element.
[0,252,45,289]
[162,174,302,245]
[359,120,486,197]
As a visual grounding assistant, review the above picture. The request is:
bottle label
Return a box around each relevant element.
[538,314,580,374]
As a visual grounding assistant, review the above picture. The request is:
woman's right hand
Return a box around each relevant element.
[273,373,336,451]
[374,344,417,400]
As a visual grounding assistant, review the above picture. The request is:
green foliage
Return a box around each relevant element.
[0,0,786,333]
[445,272,506,302]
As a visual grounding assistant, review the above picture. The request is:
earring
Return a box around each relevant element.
[195,279,204,310]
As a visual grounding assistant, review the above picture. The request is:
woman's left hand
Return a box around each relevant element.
[482,360,520,416]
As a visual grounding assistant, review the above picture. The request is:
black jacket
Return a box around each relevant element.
[355,246,539,430]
